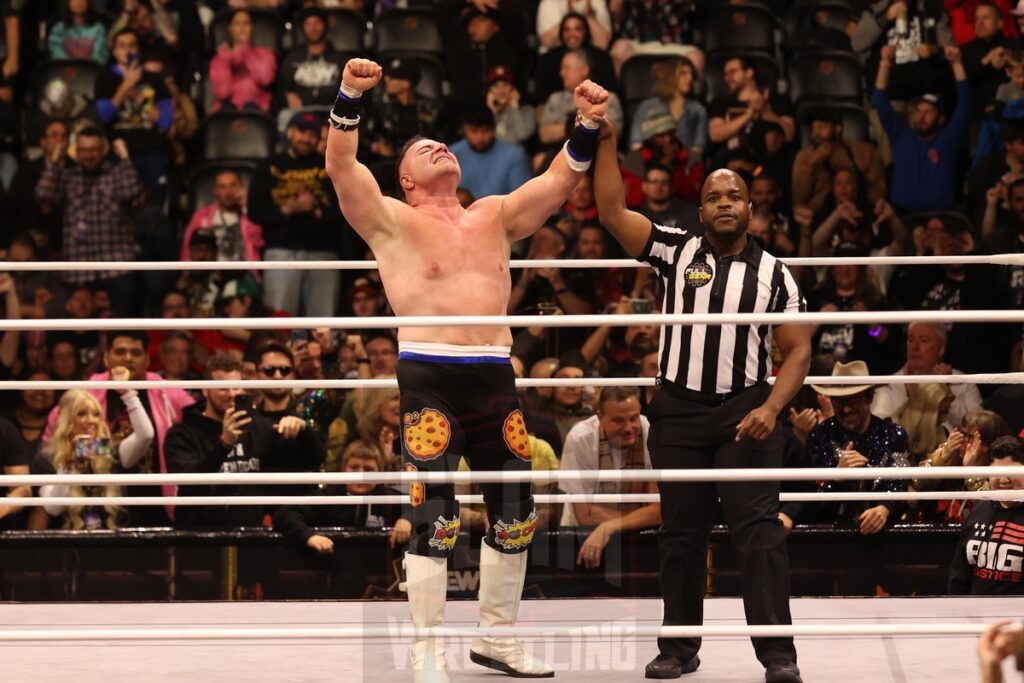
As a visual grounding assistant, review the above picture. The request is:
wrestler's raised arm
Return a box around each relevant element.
[501,81,609,242]
[325,58,400,248]
[593,123,652,257]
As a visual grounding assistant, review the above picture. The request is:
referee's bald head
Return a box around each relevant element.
[698,169,752,241]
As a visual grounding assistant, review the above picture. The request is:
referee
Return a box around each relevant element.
[593,124,810,683]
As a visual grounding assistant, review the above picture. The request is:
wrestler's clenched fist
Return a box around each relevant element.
[574,79,609,121]
[343,58,383,92]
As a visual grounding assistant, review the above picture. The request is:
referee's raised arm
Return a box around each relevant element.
[594,121,652,257]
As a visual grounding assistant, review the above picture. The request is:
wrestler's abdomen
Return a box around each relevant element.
[376,213,514,347]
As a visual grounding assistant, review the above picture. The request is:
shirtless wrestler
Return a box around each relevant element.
[325,58,609,682]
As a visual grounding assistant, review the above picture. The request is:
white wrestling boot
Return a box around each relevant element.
[470,541,554,678]
[404,553,450,683]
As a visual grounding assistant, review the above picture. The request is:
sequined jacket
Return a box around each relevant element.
[808,416,911,520]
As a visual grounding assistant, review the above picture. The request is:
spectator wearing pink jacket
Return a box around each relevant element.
[43,332,195,524]
[209,10,277,113]
[181,168,265,263]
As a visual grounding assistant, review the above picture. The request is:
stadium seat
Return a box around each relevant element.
[796,102,871,147]
[703,51,780,102]
[373,9,443,56]
[292,8,368,53]
[208,8,284,53]
[202,112,277,161]
[187,161,259,213]
[703,5,777,58]
[30,59,103,104]
[787,50,863,106]
[811,2,858,34]
[377,52,447,101]
[620,55,675,106]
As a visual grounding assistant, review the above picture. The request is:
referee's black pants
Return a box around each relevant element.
[647,381,796,666]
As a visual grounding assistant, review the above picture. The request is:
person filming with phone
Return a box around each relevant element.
[165,353,324,529]
[36,386,154,530]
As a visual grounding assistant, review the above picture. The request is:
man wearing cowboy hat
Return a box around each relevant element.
[806,360,912,535]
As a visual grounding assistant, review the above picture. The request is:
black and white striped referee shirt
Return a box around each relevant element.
[640,223,806,395]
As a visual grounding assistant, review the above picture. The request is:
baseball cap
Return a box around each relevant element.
[387,57,421,86]
[288,110,323,133]
[487,65,515,85]
[348,277,380,300]
[639,103,676,141]
[218,276,261,303]
[912,93,944,111]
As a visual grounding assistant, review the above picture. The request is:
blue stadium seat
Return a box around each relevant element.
[373,9,443,57]
[202,112,277,161]
[208,9,284,53]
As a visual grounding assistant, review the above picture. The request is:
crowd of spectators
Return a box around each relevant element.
[0,0,1022,580]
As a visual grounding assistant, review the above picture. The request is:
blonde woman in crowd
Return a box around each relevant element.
[34,373,155,530]
[892,383,953,464]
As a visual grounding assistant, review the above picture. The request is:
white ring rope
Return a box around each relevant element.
[1,309,1023,332]
[7,490,1023,508]
[1,467,1018,487]
[0,623,992,641]
[0,254,1019,271]
[1,372,1019,391]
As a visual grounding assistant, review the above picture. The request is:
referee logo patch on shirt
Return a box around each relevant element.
[683,259,713,288]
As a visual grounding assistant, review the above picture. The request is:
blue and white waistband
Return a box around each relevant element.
[398,341,511,364]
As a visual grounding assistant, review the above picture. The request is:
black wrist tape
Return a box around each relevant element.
[329,90,361,131]
[565,123,599,171]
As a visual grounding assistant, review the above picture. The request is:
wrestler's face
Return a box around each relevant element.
[399,139,461,196]
[599,396,642,448]
[698,170,751,241]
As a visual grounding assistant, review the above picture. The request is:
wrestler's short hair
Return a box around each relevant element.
[395,135,427,202]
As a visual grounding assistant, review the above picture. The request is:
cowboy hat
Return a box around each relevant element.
[810,360,873,397]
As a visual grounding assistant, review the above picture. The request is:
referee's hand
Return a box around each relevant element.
[735,406,776,441]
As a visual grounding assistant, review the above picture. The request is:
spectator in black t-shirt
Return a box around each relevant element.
[276,8,343,129]
[366,58,441,160]
[960,2,1019,115]
[707,56,796,170]
[635,163,697,230]
[0,416,29,530]
[7,120,70,253]
[949,435,1024,595]
[444,7,522,108]
[94,28,173,206]
[273,440,411,554]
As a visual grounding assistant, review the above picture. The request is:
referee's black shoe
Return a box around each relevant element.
[644,654,700,678]
[765,659,802,682]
